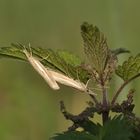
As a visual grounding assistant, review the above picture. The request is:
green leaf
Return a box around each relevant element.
[98,115,134,140]
[0,45,26,61]
[0,44,89,83]
[77,120,101,135]
[57,50,81,66]
[129,116,140,140]
[32,47,78,76]
[81,22,109,74]
[32,47,89,83]
[116,54,140,81]
[81,22,117,83]
[50,131,96,140]
[132,129,140,140]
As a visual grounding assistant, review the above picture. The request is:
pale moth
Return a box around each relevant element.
[47,69,96,95]
[23,48,95,95]
[23,48,60,90]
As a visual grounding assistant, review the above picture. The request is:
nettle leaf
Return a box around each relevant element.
[81,22,117,83]
[129,116,140,140]
[32,47,89,83]
[80,120,101,135]
[32,47,72,73]
[0,45,26,60]
[0,44,89,83]
[32,48,78,76]
[57,50,81,67]
[132,126,140,140]
[116,54,140,81]
[98,115,134,140]
[81,22,108,74]
[50,131,96,140]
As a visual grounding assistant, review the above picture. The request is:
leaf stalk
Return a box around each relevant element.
[111,73,140,105]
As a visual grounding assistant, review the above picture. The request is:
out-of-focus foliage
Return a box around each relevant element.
[98,116,134,140]
[51,115,135,140]
[51,131,95,140]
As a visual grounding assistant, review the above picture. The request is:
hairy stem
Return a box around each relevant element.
[102,87,108,107]
[102,86,109,124]
[100,74,109,124]
[111,73,140,105]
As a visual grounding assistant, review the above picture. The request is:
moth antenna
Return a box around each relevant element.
[85,79,91,87]
[28,43,32,56]
[89,87,102,91]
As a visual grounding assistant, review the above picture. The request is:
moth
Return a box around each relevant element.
[47,69,96,95]
[23,49,60,90]
[22,47,95,95]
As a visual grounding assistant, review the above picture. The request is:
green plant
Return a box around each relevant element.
[0,22,140,140]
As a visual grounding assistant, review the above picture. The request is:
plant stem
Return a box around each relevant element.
[102,86,109,124]
[111,73,140,105]
[100,74,109,124]
[102,87,108,107]
[102,111,109,124]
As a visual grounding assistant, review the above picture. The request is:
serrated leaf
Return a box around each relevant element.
[50,131,96,140]
[0,44,90,83]
[98,115,134,140]
[32,47,89,83]
[57,50,81,66]
[132,130,140,140]
[116,54,140,81]
[32,47,78,76]
[78,120,101,135]
[81,22,109,74]
[81,22,117,83]
[129,116,140,140]
[0,45,26,60]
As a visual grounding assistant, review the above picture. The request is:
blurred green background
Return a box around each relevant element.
[0,0,140,140]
